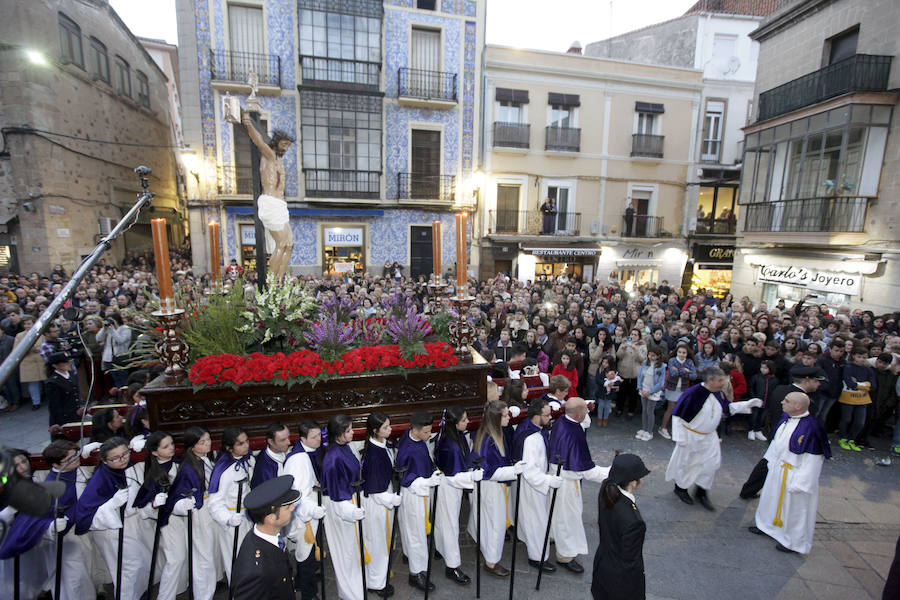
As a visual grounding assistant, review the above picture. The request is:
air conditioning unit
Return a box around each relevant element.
[98,217,116,235]
[590,220,600,234]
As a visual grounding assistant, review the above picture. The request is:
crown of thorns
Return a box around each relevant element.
[268,130,295,148]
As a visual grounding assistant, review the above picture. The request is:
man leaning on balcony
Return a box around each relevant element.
[541,197,557,235]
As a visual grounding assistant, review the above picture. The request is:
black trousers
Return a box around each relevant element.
[740,458,769,499]
[296,552,319,599]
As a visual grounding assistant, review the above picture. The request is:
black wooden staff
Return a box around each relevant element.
[228,478,246,600]
[384,465,408,588]
[186,489,197,600]
[472,454,484,599]
[13,554,19,600]
[54,503,65,600]
[536,456,564,591]
[115,482,127,600]
[146,481,171,597]
[314,483,326,600]
[508,470,522,600]
[351,479,368,600]
[423,479,439,600]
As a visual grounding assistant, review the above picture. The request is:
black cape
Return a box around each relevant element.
[591,488,646,600]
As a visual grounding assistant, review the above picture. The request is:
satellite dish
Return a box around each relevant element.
[723,55,741,75]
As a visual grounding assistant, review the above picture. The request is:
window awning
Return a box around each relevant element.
[496,88,529,103]
[635,101,665,114]
[548,92,580,107]
[617,259,664,268]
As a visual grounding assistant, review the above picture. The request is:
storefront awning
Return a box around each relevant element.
[617,259,664,268]
[741,251,882,275]
[520,244,600,257]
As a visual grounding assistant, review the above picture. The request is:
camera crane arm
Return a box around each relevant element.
[0,166,155,390]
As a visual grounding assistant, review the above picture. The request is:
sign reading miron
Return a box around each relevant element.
[324,227,364,247]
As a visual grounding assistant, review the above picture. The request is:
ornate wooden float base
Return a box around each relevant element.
[143,351,490,439]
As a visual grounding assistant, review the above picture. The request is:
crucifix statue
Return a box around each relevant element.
[234,71,295,281]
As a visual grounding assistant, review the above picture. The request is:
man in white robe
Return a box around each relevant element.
[665,367,761,510]
[547,397,610,573]
[750,392,830,554]
[510,399,562,571]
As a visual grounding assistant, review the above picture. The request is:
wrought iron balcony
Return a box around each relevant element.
[489,210,582,236]
[300,56,380,91]
[743,197,869,233]
[209,49,282,88]
[622,214,663,238]
[758,54,891,121]
[631,134,664,158]
[492,122,530,149]
[397,173,455,203]
[398,68,457,103]
[545,126,581,152]
[217,165,253,196]
[304,169,380,199]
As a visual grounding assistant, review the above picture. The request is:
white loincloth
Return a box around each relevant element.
[257,194,290,253]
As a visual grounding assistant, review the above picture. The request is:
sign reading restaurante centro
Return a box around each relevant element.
[756,264,861,296]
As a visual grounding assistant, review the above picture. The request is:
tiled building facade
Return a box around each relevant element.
[176,0,484,277]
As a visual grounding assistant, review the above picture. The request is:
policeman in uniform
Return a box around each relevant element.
[231,475,301,599]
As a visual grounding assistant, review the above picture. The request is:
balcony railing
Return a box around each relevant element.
[398,68,457,102]
[217,165,253,196]
[622,214,663,238]
[304,169,380,199]
[493,122,530,149]
[695,217,737,235]
[631,134,664,158]
[489,210,582,236]
[209,49,282,88]
[758,54,892,121]
[743,197,869,233]
[397,173,455,203]
[545,126,581,152]
[300,56,380,91]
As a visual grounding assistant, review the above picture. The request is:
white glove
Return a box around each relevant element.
[513,461,526,475]
[152,493,168,508]
[351,507,365,521]
[173,497,195,516]
[227,513,244,527]
[81,442,101,458]
[129,435,146,453]
[508,405,521,419]
[548,401,561,412]
[470,469,484,482]
[111,488,129,508]
[747,398,764,409]
[50,517,68,533]
[427,470,443,487]
[547,475,563,489]
[311,505,326,520]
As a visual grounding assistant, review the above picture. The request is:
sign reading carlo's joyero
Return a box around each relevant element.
[756,264,861,296]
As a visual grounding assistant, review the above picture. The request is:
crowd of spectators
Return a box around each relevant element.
[0,252,897,455]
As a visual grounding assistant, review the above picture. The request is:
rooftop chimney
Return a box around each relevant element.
[567,40,583,55]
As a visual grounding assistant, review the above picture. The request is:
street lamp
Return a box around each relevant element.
[24,49,47,66]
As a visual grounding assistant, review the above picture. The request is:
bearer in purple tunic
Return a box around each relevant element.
[320,415,367,600]
[547,397,609,574]
[750,392,830,554]
[73,437,150,600]
[396,411,441,592]
[250,422,291,488]
[511,399,562,570]
[0,440,92,600]
[665,367,761,510]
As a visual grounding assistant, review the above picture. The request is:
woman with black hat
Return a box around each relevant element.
[591,453,650,600]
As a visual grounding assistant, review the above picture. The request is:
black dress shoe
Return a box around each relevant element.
[775,543,798,554]
[369,584,394,597]
[445,567,471,585]
[673,486,694,505]
[695,493,715,512]
[559,559,584,574]
[528,559,556,572]
[434,550,443,561]
[409,572,436,592]
[483,563,510,577]
[401,554,408,564]
[748,526,764,536]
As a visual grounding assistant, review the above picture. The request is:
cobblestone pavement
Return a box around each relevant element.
[2,404,897,599]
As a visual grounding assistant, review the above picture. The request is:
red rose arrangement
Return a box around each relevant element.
[188,341,458,390]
